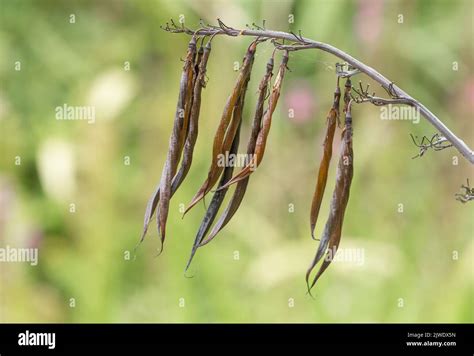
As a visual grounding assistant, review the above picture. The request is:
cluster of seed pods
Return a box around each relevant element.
[307,78,354,293]
[140,36,354,293]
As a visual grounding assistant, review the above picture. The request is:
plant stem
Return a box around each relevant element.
[166,24,474,164]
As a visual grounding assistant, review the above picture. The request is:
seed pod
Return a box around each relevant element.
[139,36,197,245]
[201,57,274,246]
[184,40,259,215]
[306,100,354,293]
[185,117,243,271]
[156,36,197,246]
[309,80,341,240]
[171,38,212,194]
[217,50,289,190]
[194,41,204,79]
[343,78,352,115]
[178,45,199,154]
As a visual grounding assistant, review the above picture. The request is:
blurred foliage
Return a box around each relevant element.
[0,0,472,322]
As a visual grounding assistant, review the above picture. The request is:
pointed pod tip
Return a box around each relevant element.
[184,190,207,216]
[154,243,164,258]
[305,275,315,298]
[182,203,195,218]
[310,224,317,240]
[184,246,199,273]
[159,226,166,241]
[139,226,149,244]
[157,223,167,254]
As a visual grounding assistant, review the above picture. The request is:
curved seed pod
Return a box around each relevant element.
[170,39,212,194]
[219,76,250,167]
[309,80,341,240]
[201,57,274,246]
[139,36,197,245]
[183,40,259,216]
[306,101,354,293]
[156,36,197,246]
[217,50,290,190]
[185,119,242,271]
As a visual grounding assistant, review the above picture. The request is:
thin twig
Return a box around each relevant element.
[455,179,474,203]
[409,133,453,159]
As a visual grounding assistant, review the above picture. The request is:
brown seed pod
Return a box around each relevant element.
[309,79,341,240]
[343,77,352,115]
[201,57,274,246]
[185,116,243,271]
[171,38,212,194]
[140,36,198,246]
[306,100,354,293]
[156,36,197,246]
[217,50,290,190]
[183,40,259,215]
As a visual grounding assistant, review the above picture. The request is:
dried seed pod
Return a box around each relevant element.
[171,38,212,194]
[217,50,290,190]
[185,118,243,271]
[201,57,274,246]
[309,79,341,240]
[194,41,204,80]
[178,47,198,154]
[140,36,197,245]
[343,78,352,115]
[306,100,354,293]
[184,40,259,215]
[156,36,197,246]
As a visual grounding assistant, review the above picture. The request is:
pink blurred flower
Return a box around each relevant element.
[284,81,317,124]
[355,0,384,48]
[463,77,474,111]
[452,76,474,116]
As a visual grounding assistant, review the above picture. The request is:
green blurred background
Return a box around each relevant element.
[0,0,472,323]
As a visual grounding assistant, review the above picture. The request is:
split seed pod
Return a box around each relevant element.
[306,100,354,293]
[201,57,275,246]
[156,35,198,246]
[343,77,352,115]
[140,36,197,247]
[171,39,212,194]
[217,50,290,190]
[185,117,243,271]
[142,40,207,241]
[309,79,341,240]
[184,40,259,215]
[185,57,251,268]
